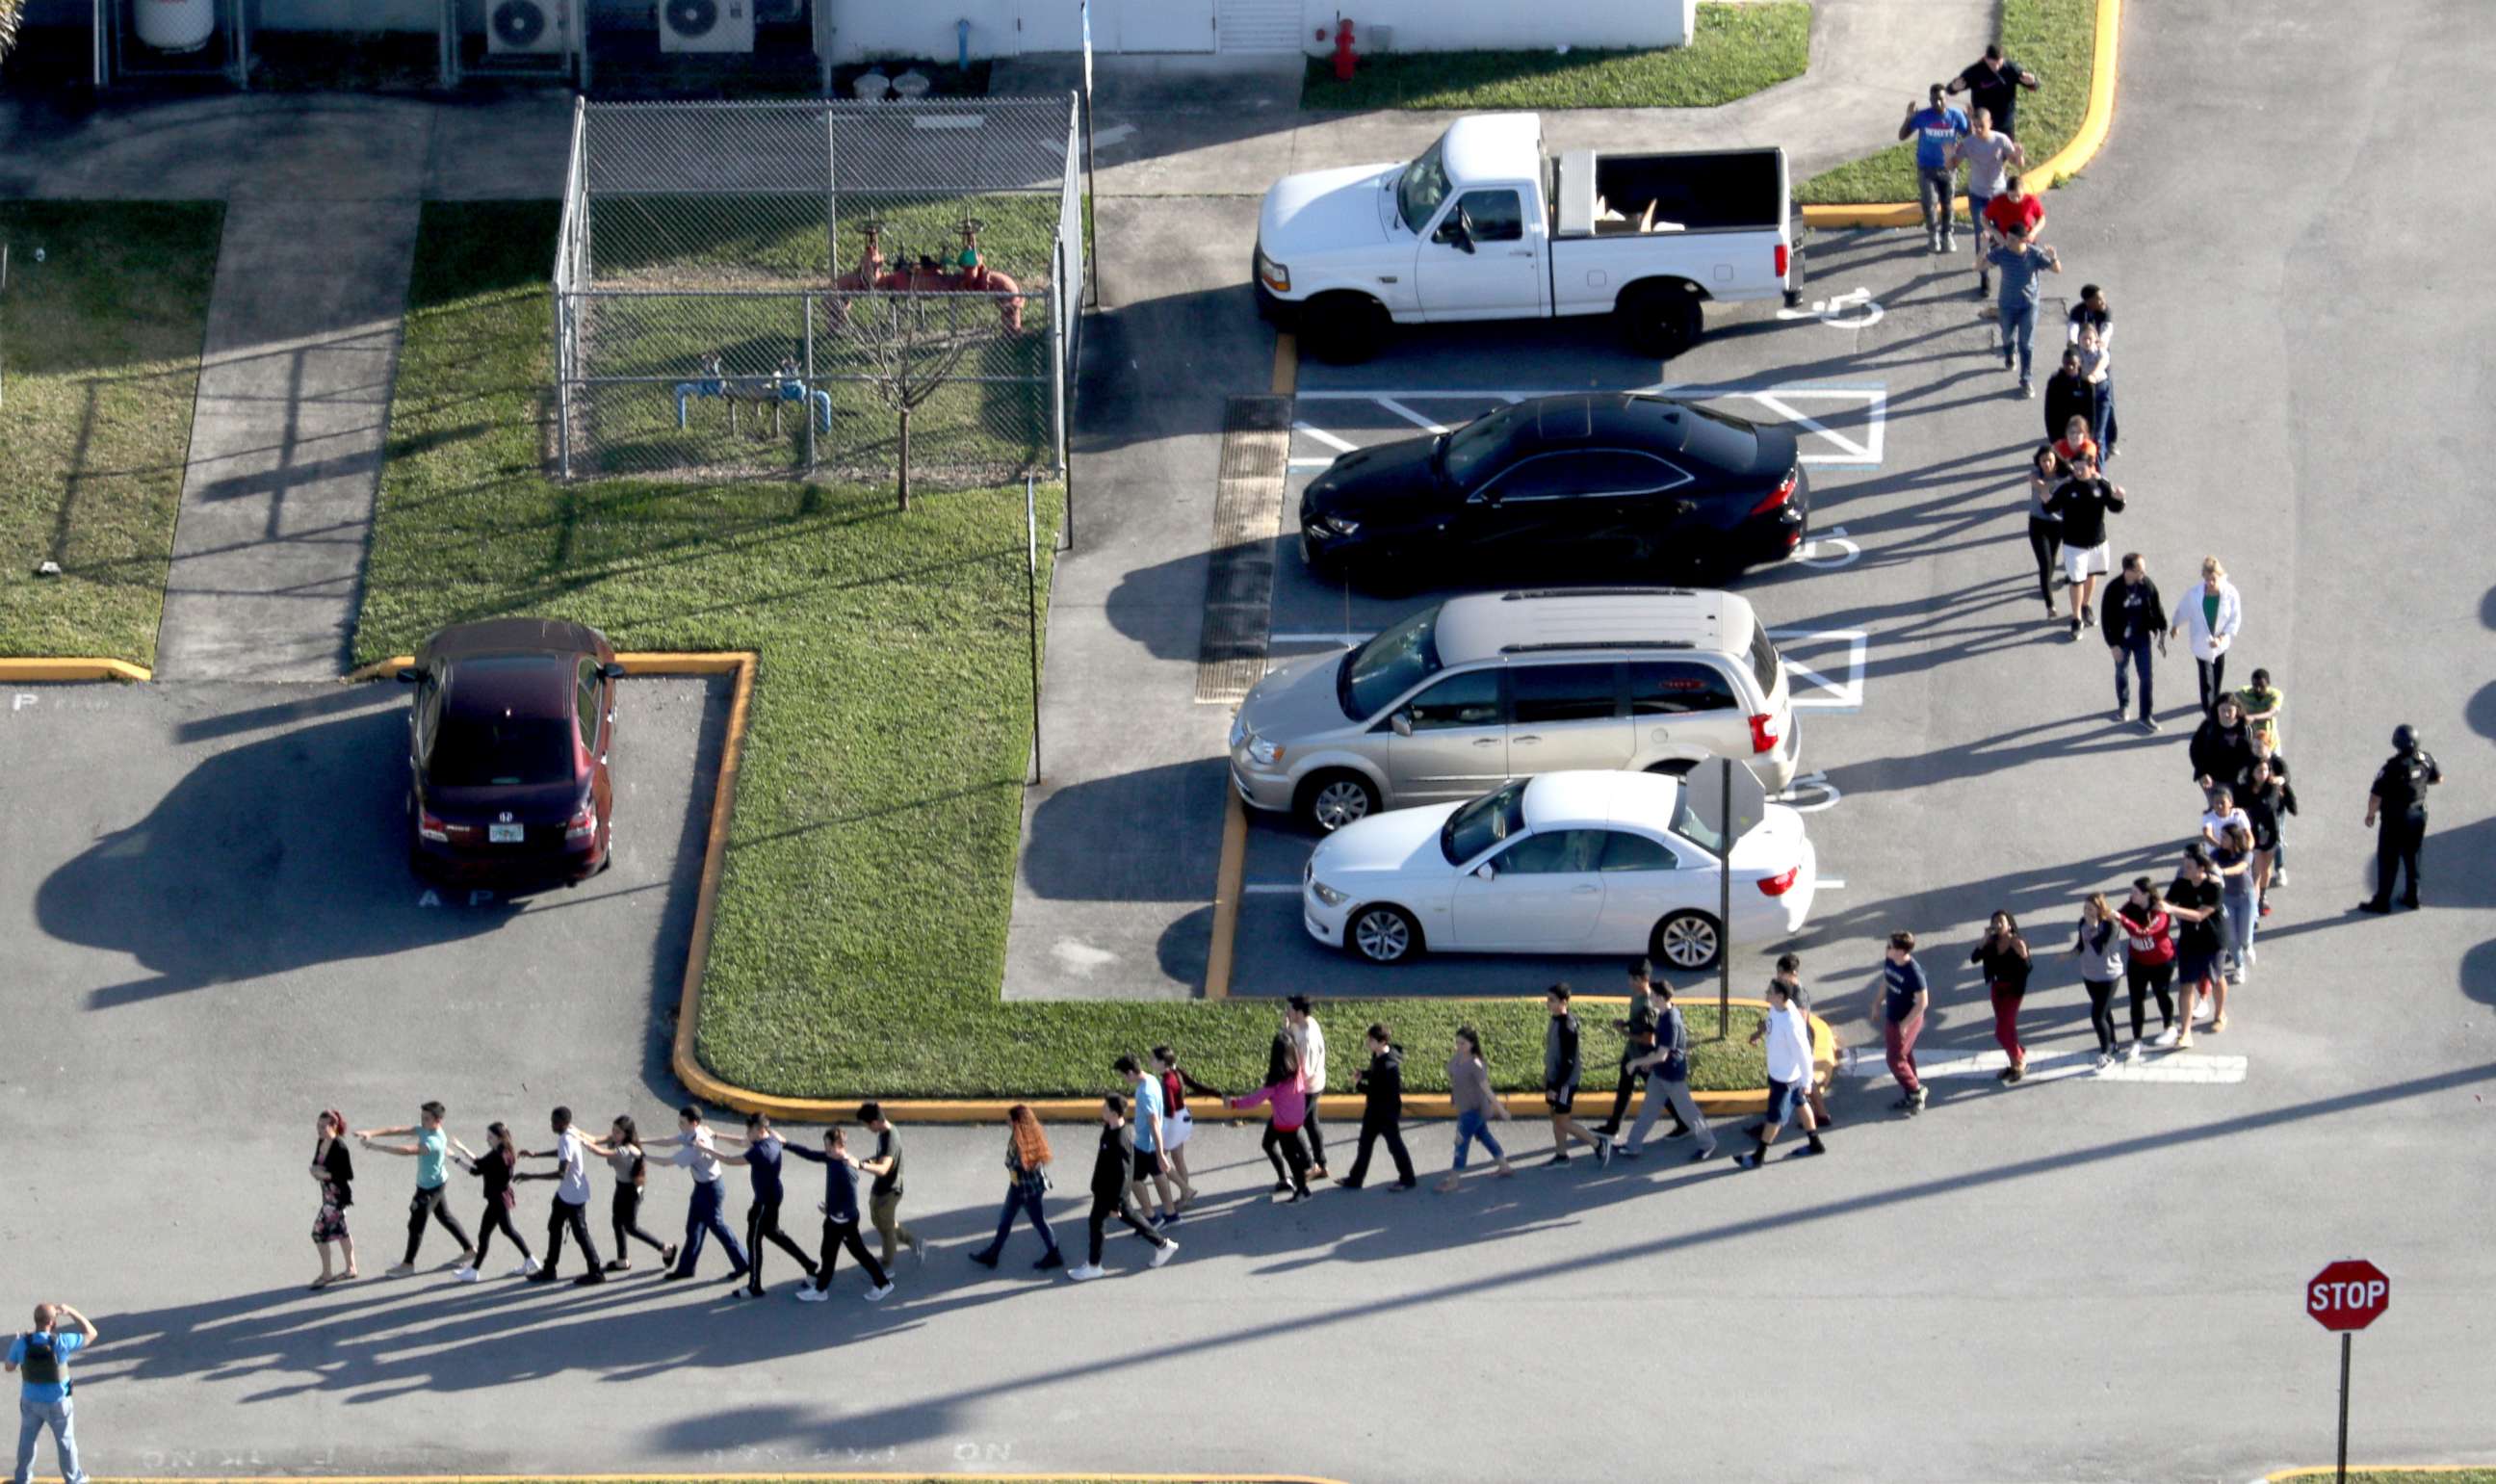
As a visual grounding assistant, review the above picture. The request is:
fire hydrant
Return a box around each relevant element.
[1333,18,1357,83]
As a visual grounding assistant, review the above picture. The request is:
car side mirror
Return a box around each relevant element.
[1390,713,1414,738]
[599,662,628,681]
[1474,863,1497,881]
[396,667,422,684]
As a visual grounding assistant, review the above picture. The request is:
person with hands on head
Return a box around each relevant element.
[309,1109,358,1290]
[2171,557,2244,716]
[2044,449,2123,637]
[1947,41,2042,137]
[2067,285,2119,454]
[2022,445,2065,619]
[10,1301,97,1484]
[1986,222,2062,397]
[355,1102,477,1279]
[1951,107,2023,296]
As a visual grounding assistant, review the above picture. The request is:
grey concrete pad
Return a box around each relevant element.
[152,195,421,681]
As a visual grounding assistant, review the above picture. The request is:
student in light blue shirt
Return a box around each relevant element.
[9,1301,96,1484]
[1116,1055,1178,1225]
[356,1101,478,1278]
[1898,83,1971,252]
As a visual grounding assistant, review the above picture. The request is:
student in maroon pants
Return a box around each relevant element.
[1877,932,1930,1112]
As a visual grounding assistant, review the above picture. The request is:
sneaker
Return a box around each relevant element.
[2093,1052,2116,1071]
[1972,281,1989,299]
[2356,899,2391,914]
[1391,1179,1418,1191]
[1889,1094,1917,1111]
[2126,1040,2144,1064]
[2082,608,2096,627]
[1334,1178,1364,1189]
[1271,1181,1292,1194]
[1544,1154,1571,1167]
[2273,866,2289,887]
[793,1286,829,1303]
[912,1236,927,1266]
[573,1272,606,1287]
[1150,1239,1180,1269]
[661,1270,694,1281]
[2140,716,2160,733]
[1034,1248,1065,1270]
[2260,899,2274,918]
[520,1257,542,1276]
[661,1244,679,1268]
[1785,1143,1825,1159]
[2112,706,2126,724]
[864,1282,894,1302]
[2069,617,2083,638]
[1940,233,1957,252]
[2006,1064,2026,1084]
[1666,1124,1693,1140]
[1734,1152,1762,1170]
[1615,1147,1643,1160]
[1151,1211,1175,1228]
[524,1269,559,1285]
[1910,1087,1928,1110]
[384,1263,416,1278]
[1287,1185,1312,1204]
[454,1267,480,1284]
[968,1249,1001,1269]
[1595,1137,1614,1169]
[603,1260,630,1273]
[2152,1025,2180,1047]
[2174,1030,2197,1050]
[2020,378,2036,399]
[1064,1265,1104,1284]
[1691,1145,1720,1162]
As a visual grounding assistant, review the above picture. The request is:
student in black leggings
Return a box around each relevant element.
[593,1115,674,1273]
[455,1123,535,1282]
[2024,444,2064,619]
[2069,893,2125,1069]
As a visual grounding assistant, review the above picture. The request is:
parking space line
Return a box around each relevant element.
[1768,628,1867,712]
[1293,421,1358,454]
[1837,1047,2249,1086]
[1375,397,1450,435]
[1243,882,1301,895]
[1270,632,1363,645]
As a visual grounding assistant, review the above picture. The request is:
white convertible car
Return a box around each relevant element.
[1300,770,1817,968]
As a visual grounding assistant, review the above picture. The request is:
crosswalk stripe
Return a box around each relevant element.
[1835,1046,2248,1085]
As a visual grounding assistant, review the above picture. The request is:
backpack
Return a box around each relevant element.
[18,1332,65,1391]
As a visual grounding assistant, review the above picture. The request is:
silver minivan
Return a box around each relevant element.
[1229,586,1800,832]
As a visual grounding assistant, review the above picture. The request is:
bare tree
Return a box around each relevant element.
[825,282,995,513]
[0,0,22,66]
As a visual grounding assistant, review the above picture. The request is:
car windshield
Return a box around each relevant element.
[1442,779,1528,866]
[1669,787,1727,856]
[1395,136,1452,235]
[429,658,576,788]
[1678,403,1762,468]
[1440,404,1521,487]
[1339,604,1443,719]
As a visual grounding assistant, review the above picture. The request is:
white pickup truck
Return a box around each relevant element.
[1254,113,1802,362]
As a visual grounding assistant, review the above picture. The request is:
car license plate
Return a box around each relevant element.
[488,822,525,844]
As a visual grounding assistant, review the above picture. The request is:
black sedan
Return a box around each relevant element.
[401,618,624,884]
[1298,392,1807,586]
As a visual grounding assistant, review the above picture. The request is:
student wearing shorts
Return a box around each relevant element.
[1541,985,1608,1167]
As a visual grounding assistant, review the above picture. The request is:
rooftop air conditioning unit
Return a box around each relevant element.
[659,0,754,52]
[486,0,569,54]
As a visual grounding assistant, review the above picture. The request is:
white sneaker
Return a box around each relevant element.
[2195,1001,2216,1024]
[2093,1053,2114,1072]
[864,1282,894,1302]
[2152,1026,2180,1047]
[1065,1263,1105,1282]
[793,1285,829,1303]
[453,1267,480,1284]
[1150,1239,1180,1269]
[2126,1041,2143,1064]
[516,1258,540,1277]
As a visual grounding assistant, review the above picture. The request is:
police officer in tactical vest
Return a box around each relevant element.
[9,1302,98,1484]
[2357,724,2443,913]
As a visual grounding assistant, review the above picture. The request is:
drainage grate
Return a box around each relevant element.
[1195,394,1293,704]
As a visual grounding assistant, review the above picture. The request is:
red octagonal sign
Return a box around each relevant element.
[2308,1260,2390,1332]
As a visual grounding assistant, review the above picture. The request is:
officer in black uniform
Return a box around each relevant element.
[2358,724,2442,912]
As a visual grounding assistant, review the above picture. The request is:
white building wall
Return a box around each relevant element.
[1301,0,1693,52]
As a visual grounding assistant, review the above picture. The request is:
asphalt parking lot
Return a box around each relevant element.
[1,674,728,1124]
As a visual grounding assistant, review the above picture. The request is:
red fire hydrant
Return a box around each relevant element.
[1333,18,1357,82]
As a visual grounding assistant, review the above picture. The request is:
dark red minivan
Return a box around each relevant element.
[402,618,623,884]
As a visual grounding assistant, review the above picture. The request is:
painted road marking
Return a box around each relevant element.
[1774,285,1885,328]
[1270,632,1364,645]
[1772,770,1843,812]
[1288,386,1887,471]
[1243,882,1302,895]
[1794,524,1861,569]
[1768,629,1867,712]
[1837,1046,2249,1085]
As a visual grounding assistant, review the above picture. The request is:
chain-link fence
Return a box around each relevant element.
[554,96,1081,488]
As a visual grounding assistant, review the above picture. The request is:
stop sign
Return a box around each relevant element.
[2307,1260,2390,1332]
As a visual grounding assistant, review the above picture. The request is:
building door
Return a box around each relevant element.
[1118,0,1213,51]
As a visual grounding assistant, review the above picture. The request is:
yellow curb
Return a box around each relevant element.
[1799,0,2121,229]
[0,658,151,682]
[1204,785,1247,1001]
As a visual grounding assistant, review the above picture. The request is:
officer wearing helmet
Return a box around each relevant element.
[2358,724,2442,913]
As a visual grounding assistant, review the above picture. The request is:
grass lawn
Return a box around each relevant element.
[1301,2,1809,111]
[0,201,222,664]
[1798,0,2095,204]
[369,201,1772,1101]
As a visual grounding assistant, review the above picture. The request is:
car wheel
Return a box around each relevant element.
[1298,770,1380,834]
[1621,282,1703,360]
[1651,909,1723,972]
[1301,293,1390,364]
[1347,904,1422,965]
[1646,758,1700,778]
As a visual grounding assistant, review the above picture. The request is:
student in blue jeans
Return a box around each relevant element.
[966,1106,1064,1271]
[1986,224,2064,397]
[1435,1028,1514,1192]
[9,1302,94,1484]
[648,1105,749,1282]
[1897,84,1970,252]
